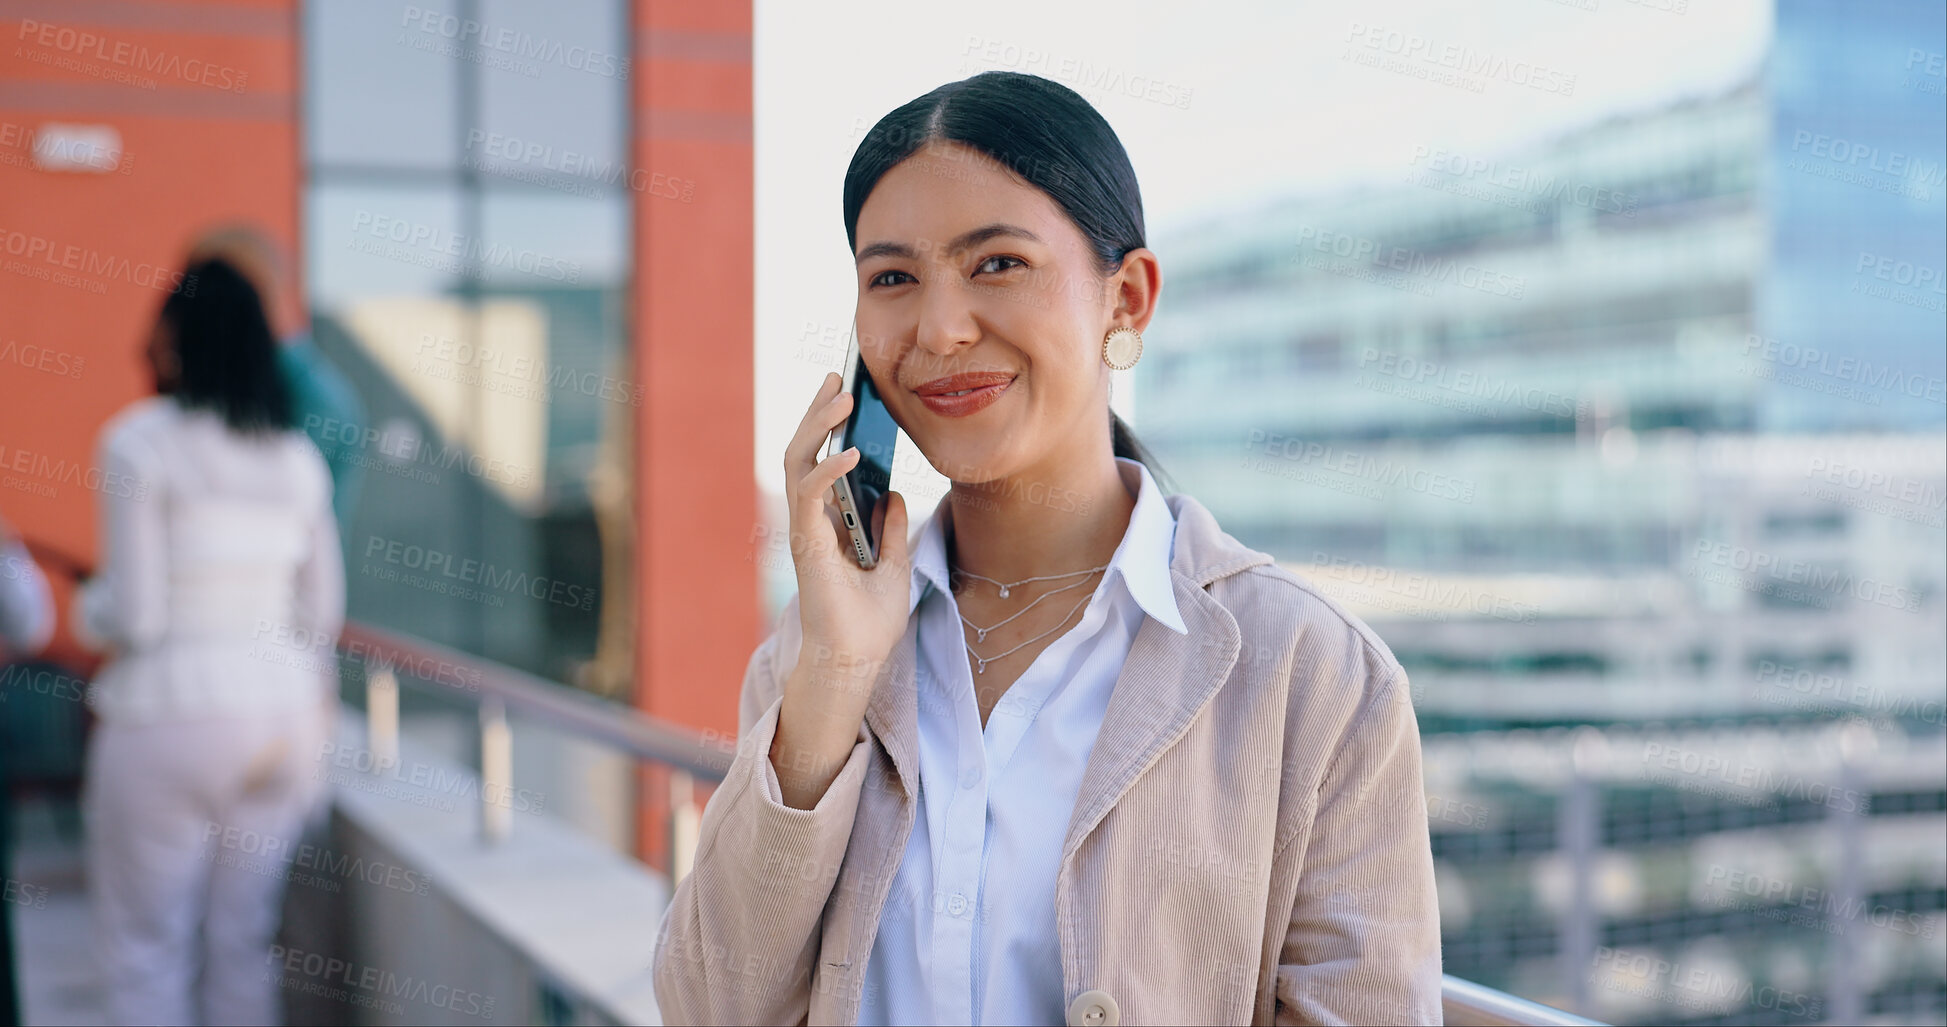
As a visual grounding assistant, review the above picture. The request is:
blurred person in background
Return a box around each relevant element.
[74,257,344,1026]
[0,515,55,658]
[1,514,56,1027]
[653,72,1440,1025]
[185,223,366,531]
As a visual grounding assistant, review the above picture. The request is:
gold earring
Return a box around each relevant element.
[1103,327,1143,370]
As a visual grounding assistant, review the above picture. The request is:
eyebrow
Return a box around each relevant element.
[854,223,1043,265]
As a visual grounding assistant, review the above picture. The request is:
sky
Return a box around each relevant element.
[751,0,1772,506]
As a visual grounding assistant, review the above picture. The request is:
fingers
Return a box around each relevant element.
[790,446,860,543]
[873,491,911,571]
[784,373,852,480]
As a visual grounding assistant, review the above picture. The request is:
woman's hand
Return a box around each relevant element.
[770,371,912,808]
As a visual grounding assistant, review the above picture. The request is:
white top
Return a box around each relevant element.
[75,397,344,723]
[858,456,1186,1026]
[0,534,55,656]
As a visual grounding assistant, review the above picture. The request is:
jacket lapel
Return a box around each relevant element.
[1058,493,1271,864]
[1058,572,1241,865]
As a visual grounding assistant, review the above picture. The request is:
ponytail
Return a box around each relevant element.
[1111,411,1175,495]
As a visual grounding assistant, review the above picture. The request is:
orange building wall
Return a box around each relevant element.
[0,0,301,669]
[630,0,758,868]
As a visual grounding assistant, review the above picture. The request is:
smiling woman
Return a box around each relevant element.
[652,71,1442,1026]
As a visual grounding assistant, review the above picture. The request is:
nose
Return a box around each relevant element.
[912,263,980,362]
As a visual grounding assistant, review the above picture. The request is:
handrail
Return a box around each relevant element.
[1442,975,1606,1026]
[337,620,732,782]
[336,620,1605,1025]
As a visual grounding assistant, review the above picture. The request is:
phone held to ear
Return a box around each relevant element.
[825,322,899,569]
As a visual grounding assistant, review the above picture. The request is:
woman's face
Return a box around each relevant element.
[852,141,1155,486]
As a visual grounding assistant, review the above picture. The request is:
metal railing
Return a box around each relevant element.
[335,619,1603,1026]
[336,620,730,879]
[1442,975,1606,1026]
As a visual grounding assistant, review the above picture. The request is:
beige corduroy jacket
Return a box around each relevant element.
[651,492,1443,1025]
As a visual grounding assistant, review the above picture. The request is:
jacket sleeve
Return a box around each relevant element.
[1274,661,1444,1025]
[651,594,876,1026]
[77,425,168,653]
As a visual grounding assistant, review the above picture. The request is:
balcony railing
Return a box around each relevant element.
[334,619,1602,1026]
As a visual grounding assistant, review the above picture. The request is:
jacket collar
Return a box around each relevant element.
[861,488,1275,859]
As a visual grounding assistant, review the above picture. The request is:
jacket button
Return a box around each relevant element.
[1066,989,1119,1027]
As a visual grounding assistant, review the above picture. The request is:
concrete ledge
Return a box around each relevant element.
[322,712,668,1025]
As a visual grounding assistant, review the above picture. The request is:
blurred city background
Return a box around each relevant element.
[0,0,1941,1024]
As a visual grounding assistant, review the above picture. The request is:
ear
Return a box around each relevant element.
[1107,247,1162,334]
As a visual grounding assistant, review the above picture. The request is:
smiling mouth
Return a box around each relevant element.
[914,374,1015,417]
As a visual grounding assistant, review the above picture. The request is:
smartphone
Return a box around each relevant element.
[825,323,899,569]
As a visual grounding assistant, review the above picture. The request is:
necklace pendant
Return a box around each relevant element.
[976,657,987,674]
[975,627,988,642]
[998,586,1010,599]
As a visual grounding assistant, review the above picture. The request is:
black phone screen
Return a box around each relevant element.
[841,353,899,561]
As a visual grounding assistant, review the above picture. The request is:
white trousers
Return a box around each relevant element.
[83,708,327,1026]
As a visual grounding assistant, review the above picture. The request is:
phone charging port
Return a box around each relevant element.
[844,511,857,528]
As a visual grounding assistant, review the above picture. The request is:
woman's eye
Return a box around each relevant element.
[870,270,914,288]
[976,255,1023,275]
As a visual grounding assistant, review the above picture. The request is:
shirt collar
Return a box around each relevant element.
[909,456,1187,634]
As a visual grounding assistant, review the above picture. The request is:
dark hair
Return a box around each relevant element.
[842,71,1174,493]
[159,257,292,435]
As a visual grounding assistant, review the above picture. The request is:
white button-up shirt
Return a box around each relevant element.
[858,456,1187,1026]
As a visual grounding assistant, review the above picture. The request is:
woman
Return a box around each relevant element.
[77,257,343,1026]
[653,72,1441,1026]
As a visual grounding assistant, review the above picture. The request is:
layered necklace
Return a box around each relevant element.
[951,563,1109,675]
